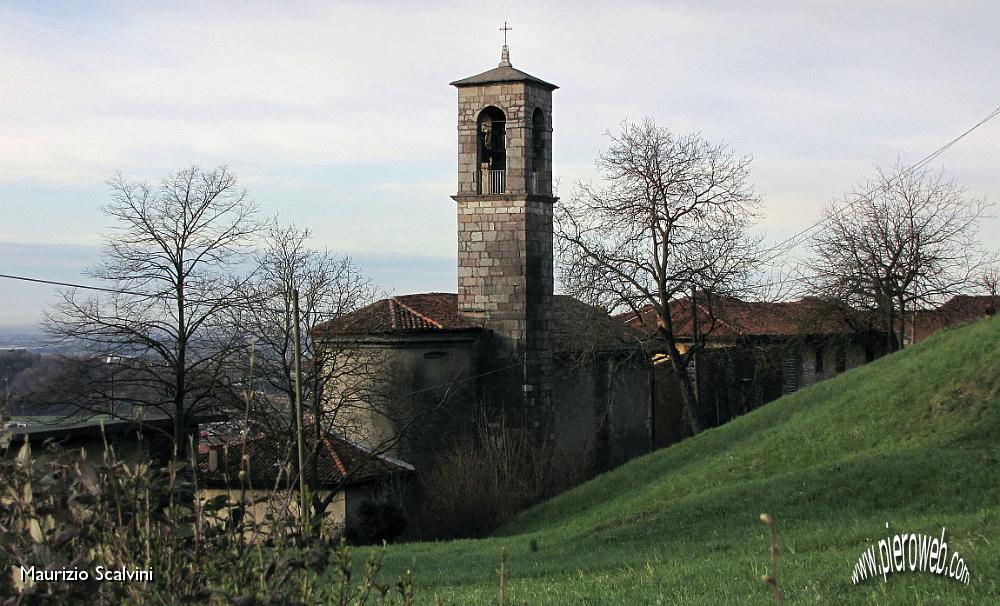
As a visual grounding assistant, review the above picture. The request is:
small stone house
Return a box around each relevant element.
[197,429,413,537]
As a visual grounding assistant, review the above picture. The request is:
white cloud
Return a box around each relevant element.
[1,1,999,324]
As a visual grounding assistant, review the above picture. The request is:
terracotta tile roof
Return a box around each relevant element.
[911,295,998,342]
[552,296,644,353]
[197,428,414,490]
[315,292,643,353]
[617,296,872,340]
[936,294,999,318]
[314,293,477,336]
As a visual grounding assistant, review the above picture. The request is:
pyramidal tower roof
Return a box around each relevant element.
[450,45,558,91]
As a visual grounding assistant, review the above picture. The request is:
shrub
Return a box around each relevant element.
[418,414,591,539]
[347,501,408,545]
[0,436,415,605]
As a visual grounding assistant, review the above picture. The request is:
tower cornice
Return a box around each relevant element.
[451,194,558,204]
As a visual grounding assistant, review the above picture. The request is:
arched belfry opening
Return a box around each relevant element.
[530,107,545,194]
[477,106,506,194]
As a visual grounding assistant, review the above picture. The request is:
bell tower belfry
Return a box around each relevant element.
[450,43,558,423]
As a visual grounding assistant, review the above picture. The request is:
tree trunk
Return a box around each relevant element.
[672,354,703,436]
[658,324,702,436]
[898,296,906,349]
[885,302,898,353]
[174,271,187,461]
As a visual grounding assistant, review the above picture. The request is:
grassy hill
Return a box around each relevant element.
[369,315,1000,604]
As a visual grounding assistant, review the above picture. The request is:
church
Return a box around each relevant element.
[315,43,653,497]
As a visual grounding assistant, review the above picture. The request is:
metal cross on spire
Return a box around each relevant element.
[498,21,513,67]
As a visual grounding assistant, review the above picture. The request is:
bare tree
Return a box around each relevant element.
[981,265,999,299]
[807,162,992,351]
[46,165,260,459]
[556,118,764,435]
[236,222,399,520]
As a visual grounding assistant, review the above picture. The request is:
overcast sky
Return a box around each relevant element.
[1,1,999,327]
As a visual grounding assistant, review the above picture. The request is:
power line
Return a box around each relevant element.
[0,271,528,401]
[0,275,541,380]
[396,359,524,397]
[761,103,1000,262]
[0,272,344,319]
[4,103,997,319]
[0,273,152,298]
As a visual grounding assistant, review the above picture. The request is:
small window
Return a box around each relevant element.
[814,346,824,373]
[835,347,847,372]
[423,351,448,360]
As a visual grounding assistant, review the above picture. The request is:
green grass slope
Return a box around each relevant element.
[373,315,1000,605]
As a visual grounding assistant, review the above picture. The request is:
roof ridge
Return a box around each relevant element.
[321,434,349,478]
[388,298,399,331]
[392,297,445,329]
[329,430,417,472]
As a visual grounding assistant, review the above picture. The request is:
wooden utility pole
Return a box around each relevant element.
[1,371,9,424]
[292,289,309,533]
[690,285,700,405]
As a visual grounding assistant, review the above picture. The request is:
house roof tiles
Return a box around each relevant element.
[314,293,476,336]
[617,296,872,341]
[911,295,998,341]
[315,293,642,353]
[617,294,998,343]
[197,428,413,490]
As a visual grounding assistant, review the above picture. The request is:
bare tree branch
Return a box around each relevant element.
[555,118,765,435]
[44,165,260,459]
[806,161,994,351]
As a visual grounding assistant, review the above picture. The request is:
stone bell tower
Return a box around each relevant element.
[450,44,558,426]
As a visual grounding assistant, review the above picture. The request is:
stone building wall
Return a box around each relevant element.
[552,354,652,471]
[453,75,556,437]
[327,333,482,471]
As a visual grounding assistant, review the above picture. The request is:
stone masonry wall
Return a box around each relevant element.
[453,75,555,438]
[454,194,554,434]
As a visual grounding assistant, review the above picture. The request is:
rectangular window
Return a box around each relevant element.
[835,346,847,372]
[814,346,824,373]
